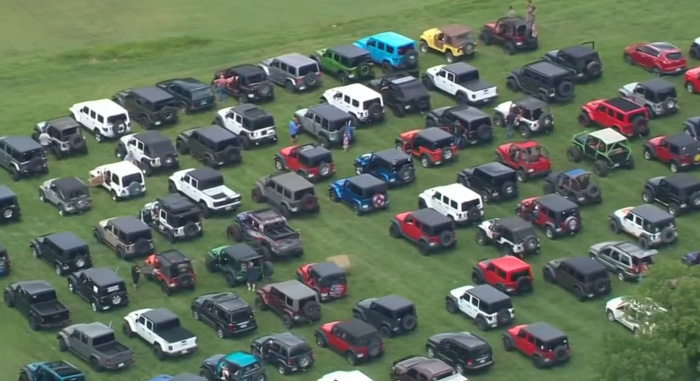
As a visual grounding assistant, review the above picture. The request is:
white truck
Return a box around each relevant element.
[89,161,146,202]
[418,183,484,225]
[122,308,197,360]
[422,62,497,105]
[321,83,385,124]
[69,99,131,142]
[168,167,241,217]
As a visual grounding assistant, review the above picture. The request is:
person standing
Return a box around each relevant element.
[38,130,51,148]
[131,264,141,290]
[215,74,229,104]
[526,0,537,37]
[247,261,259,292]
[343,122,354,152]
[289,117,300,144]
[505,108,518,139]
[123,149,134,164]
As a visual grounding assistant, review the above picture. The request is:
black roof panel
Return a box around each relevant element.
[131,87,174,103]
[232,104,272,120]
[1,136,43,152]
[268,172,314,192]
[330,44,369,59]
[271,332,307,348]
[374,148,410,163]
[640,78,675,92]
[157,250,190,265]
[45,231,87,250]
[514,96,548,110]
[347,174,386,190]
[560,44,597,58]
[561,256,606,273]
[193,125,236,142]
[157,193,198,214]
[536,194,578,212]
[419,127,452,141]
[14,280,54,294]
[142,308,179,324]
[523,322,567,342]
[444,62,478,75]
[663,173,700,189]
[337,318,378,337]
[310,261,344,277]
[229,64,266,77]
[223,244,260,262]
[497,216,532,232]
[663,133,697,148]
[605,97,643,112]
[159,78,209,91]
[297,144,331,160]
[430,332,488,349]
[108,216,150,235]
[475,162,516,176]
[631,204,673,222]
[208,292,249,311]
[46,116,81,131]
[0,185,17,200]
[271,280,317,299]
[410,208,452,226]
[467,284,510,303]
[373,295,414,310]
[51,177,87,193]
[135,130,170,145]
[78,267,124,286]
[527,61,572,77]
[188,167,224,184]
[449,105,490,121]
[308,104,352,122]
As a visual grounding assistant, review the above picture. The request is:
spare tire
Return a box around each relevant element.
[439,230,455,247]
[661,226,676,243]
[594,278,609,293]
[523,235,538,252]
[183,222,199,237]
[584,184,601,199]
[496,309,512,325]
[538,113,554,131]
[462,42,476,55]
[301,195,318,211]
[301,301,321,319]
[372,193,387,208]
[689,191,700,208]
[257,83,273,97]
[161,107,178,123]
[467,207,482,221]
[127,182,143,196]
[398,165,414,182]
[500,181,516,198]
[357,62,372,77]
[318,162,331,177]
[442,149,453,160]
[516,276,532,292]
[476,125,493,142]
[368,343,381,357]
[556,80,574,98]
[367,103,384,121]
[29,157,44,171]
[564,216,580,232]
[554,345,569,361]
[404,49,418,66]
[303,73,320,87]
[69,135,86,151]
[663,98,677,112]
[134,238,151,254]
[401,315,417,330]
[586,61,602,77]
[223,146,240,162]
[633,118,650,136]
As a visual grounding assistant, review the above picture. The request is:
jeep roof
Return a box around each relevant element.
[310,261,344,277]
[467,284,510,304]
[474,162,515,177]
[70,322,114,338]
[638,78,674,92]
[223,244,260,262]
[296,144,331,160]
[367,31,414,46]
[513,96,548,110]
[275,52,317,66]
[374,148,411,163]
[522,322,566,342]
[629,204,673,223]
[142,308,179,324]
[106,216,149,235]
[336,318,378,337]
[660,133,697,148]
[158,77,209,91]
[13,280,54,294]
[524,61,573,78]
[134,130,172,146]
[40,361,83,377]
[410,208,453,227]
[557,256,607,274]
[231,103,272,120]
[248,208,285,222]
[128,87,173,103]
[439,24,472,37]
[562,168,589,178]
[495,15,527,26]
[534,194,578,213]
[430,332,487,349]
[602,97,643,112]
[385,75,419,85]
[76,267,123,286]
[371,295,414,311]
[587,129,627,144]
[0,185,16,200]
[264,332,308,348]
[51,177,88,194]
[438,105,490,122]
[203,292,250,312]
[411,358,454,376]
[660,173,700,190]
[559,44,597,58]
[434,183,481,203]
[156,193,198,214]
[271,280,317,300]
[330,44,370,59]
[332,83,381,102]
[418,127,453,142]
[443,62,478,76]
[306,104,351,122]
[687,116,700,126]
[45,116,81,131]
[227,64,266,77]
[494,216,533,233]
[1,136,43,152]
[186,167,224,184]
[267,172,314,192]
[96,161,142,177]
[191,125,237,142]
[348,173,387,191]
[44,231,87,251]
[156,249,191,266]
[72,98,127,114]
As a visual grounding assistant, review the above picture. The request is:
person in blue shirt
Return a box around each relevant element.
[289,117,300,143]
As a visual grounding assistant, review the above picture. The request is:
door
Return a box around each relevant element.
[630,215,645,237]
[654,181,670,203]
[104,224,119,249]
[434,70,449,90]
[431,191,445,214]
[458,292,477,316]
[199,301,216,326]
[518,331,536,356]
[16,288,30,317]
[596,104,611,125]
[180,175,196,198]
[443,71,457,95]
[365,38,380,63]
[270,60,285,83]
[78,106,93,128]
[615,304,636,330]
[402,216,421,240]
[632,86,647,105]
[436,341,457,363]
[328,326,346,351]
[0,142,11,167]
[634,46,655,69]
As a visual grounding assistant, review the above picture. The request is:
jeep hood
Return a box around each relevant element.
[118,133,137,145]
[426,65,445,76]
[356,298,376,309]
[178,129,195,138]
[203,185,239,199]
[612,207,634,219]
[589,241,620,253]
[354,38,370,49]
[646,176,663,186]
[605,296,626,310]
[546,258,565,268]
[544,50,560,59]
[494,101,514,115]
[620,83,638,94]
[449,285,472,299]
[294,108,309,119]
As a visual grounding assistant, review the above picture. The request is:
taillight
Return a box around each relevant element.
[190,103,195,109]
[296,78,302,84]
[106,359,111,365]
[467,359,473,366]
[287,358,293,365]
[228,323,235,330]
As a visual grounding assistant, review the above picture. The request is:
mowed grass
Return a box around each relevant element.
[1,0,699,380]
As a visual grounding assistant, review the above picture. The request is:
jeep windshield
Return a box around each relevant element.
[29,290,58,304]
[482,299,513,314]
[397,44,416,55]
[300,152,332,167]
[121,173,143,187]
[92,332,116,347]
[191,88,213,101]
[18,148,46,162]
[298,63,319,76]
[424,221,453,236]
[246,115,275,131]
[107,114,128,124]
[319,273,346,287]
[426,136,454,150]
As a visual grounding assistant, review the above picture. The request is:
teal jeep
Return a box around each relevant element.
[312,44,375,85]
[19,361,85,381]
[205,244,273,287]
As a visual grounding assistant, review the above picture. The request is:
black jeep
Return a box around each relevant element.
[0,185,21,223]
[155,77,216,113]
[112,87,179,129]
[227,209,304,259]
[426,332,494,374]
[251,332,314,375]
[542,42,603,82]
[213,64,275,103]
[543,256,611,301]
[0,243,9,276]
[191,292,257,338]
[115,131,179,176]
[139,193,203,243]
[3,280,71,330]
[683,116,700,140]
[544,169,602,205]
[67,267,128,312]
[352,295,418,338]
[426,105,494,147]
[30,232,93,276]
[643,173,700,216]
[368,73,431,117]
[176,125,241,167]
[0,136,48,181]
[32,116,88,159]
[457,162,518,202]
[506,61,576,103]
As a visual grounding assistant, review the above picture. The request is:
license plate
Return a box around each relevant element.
[200,101,206,105]
[226,205,233,210]
[155,121,161,126]
[181,350,188,354]
[240,323,247,328]
[118,363,124,367]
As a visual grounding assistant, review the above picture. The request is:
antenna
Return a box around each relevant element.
[108,320,113,328]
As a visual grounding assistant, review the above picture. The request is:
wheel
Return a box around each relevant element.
[670,162,679,173]
[217,328,225,338]
[609,219,621,234]
[475,317,487,331]
[445,299,457,313]
[607,309,616,322]
[593,160,609,177]
[379,326,392,337]
[624,54,633,65]
[566,146,583,162]
[58,337,67,352]
[389,224,401,238]
[154,344,165,360]
[652,67,661,77]
[503,336,514,351]
[642,189,654,203]
[192,310,200,320]
[346,351,357,365]
[642,148,653,161]
[90,358,102,372]
[419,41,429,53]
[274,157,285,171]
[420,155,430,168]
[445,51,455,63]
[686,82,697,94]
[315,333,327,348]
[516,169,528,182]
[544,225,555,240]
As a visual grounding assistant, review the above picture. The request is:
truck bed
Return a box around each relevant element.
[32,300,69,316]
[157,326,195,343]
[95,341,130,357]
[265,225,297,240]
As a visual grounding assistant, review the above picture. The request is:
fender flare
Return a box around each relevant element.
[274,154,286,168]
[122,316,137,332]
[351,306,365,319]
[445,294,458,304]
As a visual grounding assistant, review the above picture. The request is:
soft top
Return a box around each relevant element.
[560,44,596,58]
[158,78,208,91]
[0,185,16,200]
[45,231,86,250]
[367,31,414,46]
[374,148,411,163]
[270,280,316,299]
[410,208,452,226]
[433,183,481,202]
[496,216,533,232]
[142,308,179,324]
[604,97,642,112]
[51,177,87,192]
[73,322,113,338]
[535,194,578,212]
[228,64,265,77]
[640,78,674,92]
[204,292,249,311]
[268,172,314,192]
[192,125,236,142]
[372,294,414,310]
[663,133,697,148]
[224,351,258,366]
[310,261,345,277]
[474,162,515,176]
[330,44,369,59]
[488,256,530,271]
[187,167,223,184]
[232,103,272,120]
[269,332,307,348]
[443,62,477,76]
[157,193,197,214]
[563,168,589,178]
[523,322,567,342]
[561,256,606,273]
[275,52,316,66]
[43,361,82,377]
[130,87,173,103]
[46,116,81,130]
[526,61,572,77]
[514,96,548,110]
[157,250,190,265]
[336,318,378,337]
[630,204,673,222]
[419,127,453,141]
[78,267,124,286]
[467,284,510,303]
[449,104,490,121]
[588,128,627,144]
[1,136,43,152]
[439,24,472,37]
[107,216,150,235]
[307,104,351,122]
[223,244,260,262]
[14,280,54,294]
[135,130,170,145]
[297,144,331,160]
[347,173,386,190]
[663,173,700,189]
[72,99,126,115]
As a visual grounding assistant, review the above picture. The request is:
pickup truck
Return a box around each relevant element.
[123,308,198,360]
[3,280,71,331]
[58,322,134,372]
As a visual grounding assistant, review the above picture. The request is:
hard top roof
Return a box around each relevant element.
[74,322,113,337]
[535,194,578,212]
[310,261,345,277]
[527,61,572,77]
[588,128,627,144]
[271,280,317,299]
[372,294,414,310]
[46,116,81,130]
[268,171,314,192]
[348,173,386,189]
[330,44,369,58]
[613,242,657,258]
[0,185,16,200]
[157,193,197,213]
[224,351,257,366]
[192,125,236,142]
[170,374,206,381]
[662,173,700,189]
[411,358,454,375]
[130,86,173,103]
[228,64,266,77]
[368,31,414,46]
[374,148,410,162]
[159,77,208,90]
[79,267,124,286]
[224,244,260,261]
[439,24,472,36]
[663,133,697,147]
[419,127,453,141]
[560,44,597,58]
[561,256,606,273]
[44,361,82,377]
[387,75,419,85]
[15,280,54,294]
[142,308,179,323]
[187,167,223,183]
[443,62,478,76]
[639,78,675,92]
[448,104,489,121]
[269,332,307,347]
[563,168,589,178]
[1,136,43,152]
[489,256,530,271]
[206,292,249,311]
[435,183,481,202]
[410,208,452,226]
[631,204,673,222]
[337,318,377,336]
[514,96,548,110]
[475,161,515,176]
[297,144,331,159]
[45,231,86,250]
[97,160,142,176]
[432,331,486,348]
[73,98,127,115]
[605,97,643,112]
[648,41,679,51]
[51,177,87,192]
[231,103,271,119]
[522,322,567,341]
[107,216,149,235]
[307,104,351,121]
[496,216,532,232]
[275,52,316,66]
[135,130,170,145]
[467,284,510,303]
[157,250,190,265]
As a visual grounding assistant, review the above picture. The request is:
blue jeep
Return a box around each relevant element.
[19,361,85,381]
[200,351,265,381]
[355,32,419,73]
[0,243,9,276]
[354,148,415,186]
[329,174,389,215]
[148,374,207,381]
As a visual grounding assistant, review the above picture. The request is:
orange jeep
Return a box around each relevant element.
[395,127,458,168]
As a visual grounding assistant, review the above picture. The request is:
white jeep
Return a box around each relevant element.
[115,131,179,176]
[318,370,374,381]
[476,217,540,256]
[445,284,514,331]
[422,62,498,106]
[122,308,198,359]
[213,104,278,150]
[418,183,484,225]
[493,97,554,137]
[321,83,385,124]
[89,161,146,202]
[168,167,241,217]
[605,296,666,334]
[608,205,677,249]
[69,99,131,142]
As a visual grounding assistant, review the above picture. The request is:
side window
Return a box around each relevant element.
[496,269,507,279]
[80,333,88,344]
[138,316,146,325]
[386,45,395,54]
[670,145,679,155]
[610,250,620,261]
[377,42,385,50]
[90,110,96,119]
[433,191,442,200]
[145,320,153,331]
[111,173,119,184]
[624,213,634,221]
[343,95,351,104]
[616,112,624,121]
[321,118,330,130]
[191,178,198,189]
[367,39,376,48]
[183,174,191,185]
[450,200,458,209]
[527,335,536,344]
[235,114,242,124]
[437,70,446,78]
[607,109,615,117]
[446,72,455,82]
[470,297,479,307]
[352,99,359,107]
[271,60,280,68]
[619,254,631,266]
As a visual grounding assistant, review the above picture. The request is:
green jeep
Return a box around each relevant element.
[566,129,635,177]
[311,44,375,84]
[205,244,273,287]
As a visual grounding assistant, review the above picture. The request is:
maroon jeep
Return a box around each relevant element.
[479,16,538,55]
[514,194,582,240]
[274,144,335,182]
[296,262,348,302]
[643,133,700,172]
[255,280,321,329]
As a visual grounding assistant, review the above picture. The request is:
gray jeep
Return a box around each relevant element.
[93,216,155,259]
[294,104,354,148]
[0,136,48,181]
[261,53,323,93]
[619,78,678,117]
[32,116,88,160]
[57,322,134,372]
[251,172,320,219]
[39,177,91,216]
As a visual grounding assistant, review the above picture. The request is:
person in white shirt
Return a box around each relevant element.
[38,132,51,147]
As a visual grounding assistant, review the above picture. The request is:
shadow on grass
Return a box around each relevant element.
[56,36,212,64]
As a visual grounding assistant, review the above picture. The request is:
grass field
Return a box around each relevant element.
[1,0,699,380]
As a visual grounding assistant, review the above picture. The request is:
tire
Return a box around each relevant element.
[199,202,211,218]
[633,118,650,136]
[545,225,555,239]
[475,317,487,331]
[593,160,609,177]
[422,76,435,90]
[380,326,392,338]
[28,316,39,331]
[691,46,700,60]
[315,333,327,348]
[652,67,661,77]
[446,299,457,313]
[251,188,265,203]
[58,337,67,352]
[418,240,431,256]
[419,41,429,53]
[670,162,679,173]
[175,140,189,154]
[516,169,528,182]
[543,269,554,283]
[578,112,591,127]
[338,73,348,85]
[475,230,488,246]
[503,336,514,351]
[574,287,585,301]
[566,146,583,162]
[456,92,468,104]
[154,344,165,360]
[389,224,401,238]
[644,190,657,203]
[624,54,633,65]
[471,271,483,284]
[556,80,574,99]
[586,61,602,77]
[493,113,505,127]
[346,351,358,365]
[420,155,430,168]
[505,78,519,92]
[283,315,293,329]
[285,81,296,93]
[504,41,516,55]
[609,219,621,234]
[255,296,268,310]
[227,225,242,241]
[445,51,455,63]
[687,82,697,94]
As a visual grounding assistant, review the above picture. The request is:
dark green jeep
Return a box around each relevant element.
[312,44,375,84]
[205,244,273,287]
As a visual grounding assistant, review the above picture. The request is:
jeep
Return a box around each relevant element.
[315,318,384,365]
[70,98,131,142]
[502,323,570,368]
[321,83,385,125]
[355,31,419,73]
[479,16,538,54]
[544,169,602,205]
[395,128,458,167]
[205,244,273,287]
[514,194,582,239]
[619,78,678,117]
[142,250,197,295]
[392,355,468,381]
[115,131,179,176]
[691,38,700,59]
[122,308,197,359]
[623,42,687,76]
[543,257,611,300]
[32,116,88,159]
[294,104,354,148]
[643,133,700,172]
[506,61,576,103]
[606,296,666,334]
[296,262,348,301]
[4,280,71,330]
[367,73,431,117]
[251,332,314,375]
[312,44,375,84]
[212,64,274,103]
[329,174,389,215]
[578,97,650,138]
[0,244,10,276]
[251,172,319,218]
[255,280,322,329]
[419,24,477,62]
[111,87,179,129]
[476,217,540,257]
[422,62,497,105]
[30,232,92,276]
[200,352,265,381]
[642,173,700,216]
[168,167,242,217]
[39,177,91,216]
[418,183,484,225]
[589,241,657,281]
[608,204,677,249]
[191,292,257,338]
[138,193,203,242]
[155,78,215,113]
[261,53,322,92]
[445,284,514,330]
[227,208,303,259]
[93,216,155,259]
[425,105,494,148]
[88,161,146,201]
[319,370,373,381]
[19,361,85,381]
[426,332,494,374]
[495,141,551,182]
[354,148,415,186]
[352,295,417,337]
[67,267,128,312]
[214,103,277,149]
[684,66,700,93]
[275,143,335,182]
[542,42,603,82]
[0,136,48,181]
[567,129,635,177]
[0,185,21,223]
[472,256,533,295]
[493,97,554,137]
[457,162,518,202]
[57,322,134,372]
[175,125,241,168]
[684,116,700,139]
[389,208,456,255]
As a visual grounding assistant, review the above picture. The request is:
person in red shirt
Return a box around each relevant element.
[215,74,229,103]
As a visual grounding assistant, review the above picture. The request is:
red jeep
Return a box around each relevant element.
[495,141,552,182]
[578,97,650,137]
[274,143,335,182]
[479,16,538,55]
[389,208,457,255]
[314,318,384,365]
[296,262,348,302]
[502,322,571,368]
[643,133,700,172]
[143,250,196,295]
[395,128,458,168]
[514,194,582,239]
[685,66,700,93]
[471,257,533,295]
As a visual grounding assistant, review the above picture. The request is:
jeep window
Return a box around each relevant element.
[172,212,200,226]
[327,118,347,132]
[584,270,608,282]
[456,71,479,83]
[632,255,654,266]
[62,186,88,199]
[29,289,57,304]
[352,332,381,347]
[482,298,513,314]
[299,151,332,167]
[377,42,385,50]
[91,332,116,347]
[148,141,176,155]
[90,110,96,119]
[423,221,452,236]
[392,305,416,319]
[386,45,395,54]
[298,63,319,76]
[367,39,376,47]
[655,87,677,101]
[363,98,380,109]
[542,337,568,350]
[213,136,238,151]
[509,269,530,281]
[18,147,46,162]
[154,99,173,111]
[120,173,143,187]
[496,268,507,279]
[65,245,89,259]
[649,218,674,232]
[397,44,415,55]
[318,273,346,287]
[293,188,315,200]
[105,114,126,125]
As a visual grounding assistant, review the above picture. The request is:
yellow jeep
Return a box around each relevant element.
[419,24,477,63]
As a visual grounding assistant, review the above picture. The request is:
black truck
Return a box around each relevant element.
[4,280,71,330]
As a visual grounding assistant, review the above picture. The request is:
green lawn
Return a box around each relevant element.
[1,0,698,380]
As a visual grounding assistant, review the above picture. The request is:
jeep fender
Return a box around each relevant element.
[274,153,286,168]
[445,294,458,305]
[543,264,557,280]
[329,185,341,199]
[314,329,329,342]
[20,369,34,381]
[122,316,137,333]
[505,73,519,85]
[351,306,366,319]
[56,330,70,344]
